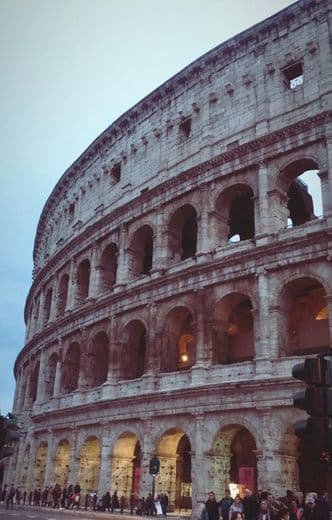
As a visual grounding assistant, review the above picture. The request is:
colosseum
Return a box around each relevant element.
[4,0,332,510]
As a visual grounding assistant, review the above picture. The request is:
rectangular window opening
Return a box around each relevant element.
[111,163,121,184]
[68,203,75,222]
[282,62,303,89]
[179,118,192,141]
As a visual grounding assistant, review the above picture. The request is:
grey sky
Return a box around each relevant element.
[0,0,299,414]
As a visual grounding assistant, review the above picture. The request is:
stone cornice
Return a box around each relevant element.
[30,376,297,426]
[16,223,330,376]
[26,109,331,322]
[32,0,330,265]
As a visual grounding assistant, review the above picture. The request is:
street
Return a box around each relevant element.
[0,506,187,520]
[0,506,126,520]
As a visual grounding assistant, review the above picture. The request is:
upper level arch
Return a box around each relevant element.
[167,204,198,263]
[215,183,255,244]
[279,158,322,228]
[100,243,118,292]
[56,273,69,317]
[160,306,196,373]
[61,341,80,394]
[76,258,91,304]
[127,224,154,278]
[279,276,329,356]
[212,292,255,364]
[84,331,109,388]
[45,352,57,398]
[119,319,147,380]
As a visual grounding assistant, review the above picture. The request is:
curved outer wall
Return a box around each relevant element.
[6,0,332,508]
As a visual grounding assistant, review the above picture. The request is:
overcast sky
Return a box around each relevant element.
[0,0,299,414]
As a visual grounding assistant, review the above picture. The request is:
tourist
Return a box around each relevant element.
[228,495,243,520]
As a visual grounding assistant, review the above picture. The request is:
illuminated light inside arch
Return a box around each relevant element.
[316,306,328,321]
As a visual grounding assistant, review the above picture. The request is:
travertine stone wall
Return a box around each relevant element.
[5,0,332,512]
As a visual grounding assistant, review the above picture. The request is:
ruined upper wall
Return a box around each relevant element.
[33,0,331,272]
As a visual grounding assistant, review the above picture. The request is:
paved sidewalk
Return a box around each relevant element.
[0,504,191,520]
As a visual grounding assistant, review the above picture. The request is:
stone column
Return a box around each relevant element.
[257,161,270,236]
[145,304,157,374]
[115,224,128,286]
[49,276,58,322]
[26,434,37,492]
[255,269,273,377]
[66,257,77,311]
[98,431,112,495]
[53,341,63,397]
[89,242,101,299]
[191,415,212,516]
[326,293,332,349]
[67,430,80,485]
[150,208,167,274]
[35,348,47,404]
[268,304,284,357]
[15,436,27,487]
[197,186,212,254]
[23,361,32,409]
[107,319,120,384]
[266,188,289,234]
[319,169,332,218]
[256,409,285,496]
[139,421,156,499]
[18,370,28,412]
[37,288,45,330]
[44,431,55,486]
[209,210,228,247]
[12,370,21,413]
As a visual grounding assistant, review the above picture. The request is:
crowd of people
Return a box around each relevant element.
[0,484,169,516]
[1,483,330,519]
[202,488,330,520]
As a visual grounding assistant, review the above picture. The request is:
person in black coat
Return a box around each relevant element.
[242,489,258,520]
[205,491,219,520]
[317,491,330,520]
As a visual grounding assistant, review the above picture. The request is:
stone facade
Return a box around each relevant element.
[5,0,332,512]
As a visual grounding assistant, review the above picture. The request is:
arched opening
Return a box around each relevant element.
[29,361,40,403]
[212,425,257,496]
[128,225,154,277]
[85,331,109,388]
[282,159,322,228]
[45,352,57,398]
[215,184,255,244]
[34,442,48,488]
[43,288,53,325]
[78,436,101,494]
[111,432,141,498]
[53,439,71,486]
[281,277,329,356]
[168,205,198,262]
[57,273,69,316]
[156,429,192,512]
[120,320,146,380]
[161,307,196,373]
[61,342,80,394]
[100,243,118,291]
[76,259,90,303]
[212,294,254,364]
[19,444,30,488]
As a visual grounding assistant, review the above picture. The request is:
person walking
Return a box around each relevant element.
[6,484,16,510]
